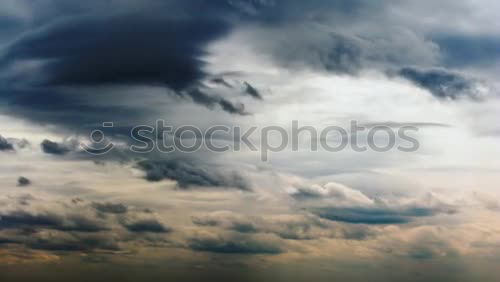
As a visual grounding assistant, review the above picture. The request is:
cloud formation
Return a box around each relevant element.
[0,135,14,151]
[398,67,487,100]
[137,160,250,190]
[91,202,128,214]
[291,182,457,224]
[188,233,283,254]
[16,177,30,187]
[192,211,376,241]
[0,1,499,280]
[0,195,171,254]
[40,139,72,155]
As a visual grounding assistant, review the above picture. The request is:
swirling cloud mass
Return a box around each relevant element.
[0,1,499,281]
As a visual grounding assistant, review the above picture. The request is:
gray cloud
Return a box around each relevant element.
[210,77,233,88]
[259,29,363,74]
[26,232,121,252]
[243,82,263,99]
[40,139,73,155]
[13,134,251,192]
[92,202,128,214]
[17,176,31,187]
[0,1,498,277]
[0,0,267,134]
[291,183,457,225]
[1,11,229,90]
[311,206,428,225]
[122,219,170,234]
[188,234,283,254]
[0,197,173,254]
[376,226,459,261]
[228,0,372,24]
[0,0,495,138]
[311,202,457,225]
[250,20,440,78]
[433,34,500,67]
[0,135,14,151]
[192,212,377,241]
[233,1,497,103]
[185,88,248,115]
[0,210,108,232]
[398,67,486,100]
[137,160,250,190]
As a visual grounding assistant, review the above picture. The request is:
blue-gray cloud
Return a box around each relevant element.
[123,219,170,233]
[137,159,250,190]
[398,67,485,100]
[311,206,450,225]
[188,234,283,254]
[434,34,500,67]
[41,139,72,155]
[0,135,14,151]
[292,183,458,225]
[92,202,128,214]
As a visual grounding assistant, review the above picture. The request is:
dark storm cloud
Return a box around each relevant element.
[1,14,229,90]
[137,160,250,190]
[0,0,263,129]
[122,219,170,233]
[92,202,128,214]
[397,67,483,100]
[188,234,283,254]
[40,139,72,155]
[2,87,150,130]
[0,0,494,134]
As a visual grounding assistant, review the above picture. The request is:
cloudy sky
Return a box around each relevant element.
[1,1,499,281]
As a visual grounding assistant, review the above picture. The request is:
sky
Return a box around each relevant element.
[0,1,499,281]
